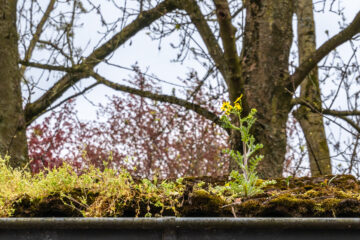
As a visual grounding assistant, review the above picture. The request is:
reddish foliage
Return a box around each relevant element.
[27,68,229,178]
[28,100,79,173]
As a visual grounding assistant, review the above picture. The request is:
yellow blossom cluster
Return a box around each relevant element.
[221,95,243,115]
[221,101,232,115]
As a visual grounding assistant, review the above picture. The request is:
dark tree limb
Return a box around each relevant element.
[212,0,243,104]
[25,82,100,127]
[90,70,229,134]
[19,60,76,73]
[181,0,227,80]
[335,115,360,133]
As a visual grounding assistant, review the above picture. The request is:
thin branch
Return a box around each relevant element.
[289,10,360,90]
[335,115,360,133]
[292,98,360,116]
[90,70,229,134]
[19,60,76,73]
[322,109,360,117]
[231,6,245,19]
[20,0,56,76]
[38,39,72,61]
[327,49,356,109]
[291,97,360,133]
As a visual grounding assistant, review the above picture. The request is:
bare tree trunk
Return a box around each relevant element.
[0,0,29,168]
[231,0,294,178]
[294,0,332,176]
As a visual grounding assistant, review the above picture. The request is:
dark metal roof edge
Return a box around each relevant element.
[0,218,360,230]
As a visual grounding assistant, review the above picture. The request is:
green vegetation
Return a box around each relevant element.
[218,96,276,197]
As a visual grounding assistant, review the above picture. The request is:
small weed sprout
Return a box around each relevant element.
[283,176,293,189]
[219,95,276,197]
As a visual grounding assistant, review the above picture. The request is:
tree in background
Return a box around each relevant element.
[0,0,359,177]
[293,0,331,176]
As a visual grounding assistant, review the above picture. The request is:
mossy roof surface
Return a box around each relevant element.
[9,174,360,218]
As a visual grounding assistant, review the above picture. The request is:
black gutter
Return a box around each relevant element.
[0,217,360,240]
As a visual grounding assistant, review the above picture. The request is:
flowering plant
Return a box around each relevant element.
[219,95,275,197]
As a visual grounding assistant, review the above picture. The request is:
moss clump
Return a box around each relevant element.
[228,175,360,217]
[260,194,316,217]
[334,199,360,217]
[181,188,230,217]
[12,192,85,217]
[303,189,321,198]
[236,199,261,217]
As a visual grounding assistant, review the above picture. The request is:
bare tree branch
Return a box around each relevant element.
[90,70,228,133]
[289,11,360,90]
[291,97,360,133]
[335,115,360,133]
[26,82,100,127]
[213,0,242,99]
[292,97,360,116]
[322,109,360,117]
[231,6,245,19]
[37,40,72,61]
[20,0,56,76]
[19,60,76,73]
[181,0,227,80]
[24,0,179,125]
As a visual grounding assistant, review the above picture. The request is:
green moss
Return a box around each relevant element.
[259,194,316,217]
[236,199,261,217]
[334,199,360,217]
[330,175,359,190]
[303,189,321,198]
[180,188,231,217]
[314,198,341,217]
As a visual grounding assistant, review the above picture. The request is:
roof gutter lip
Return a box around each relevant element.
[0,217,359,230]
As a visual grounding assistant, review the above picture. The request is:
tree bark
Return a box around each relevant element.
[233,0,294,178]
[0,0,28,168]
[294,0,332,176]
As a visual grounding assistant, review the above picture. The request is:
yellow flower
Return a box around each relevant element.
[234,103,242,111]
[221,101,230,111]
[234,94,243,104]
[221,101,233,115]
